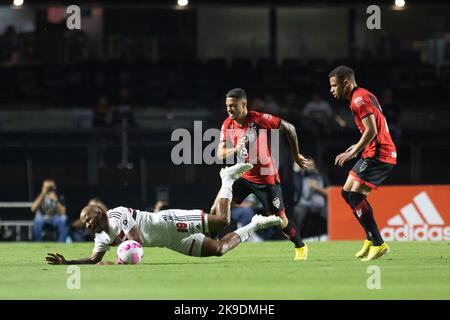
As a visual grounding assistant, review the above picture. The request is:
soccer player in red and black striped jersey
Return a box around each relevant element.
[214,88,310,260]
[329,66,397,261]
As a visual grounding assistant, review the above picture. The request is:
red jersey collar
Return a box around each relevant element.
[350,86,360,100]
[231,112,250,128]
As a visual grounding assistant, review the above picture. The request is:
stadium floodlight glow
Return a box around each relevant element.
[177,0,188,7]
[13,0,24,6]
[394,0,405,7]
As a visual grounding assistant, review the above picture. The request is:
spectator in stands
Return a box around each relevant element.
[93,95,113,167]
[64,29,88,63]
[31,179,69,242]
[382,89,402,144]
[93,95,112,128]
[292,158,329,237]
[281,92,302,122]
[249,96,266,113]
[302,93,333,130]
[0,25,18,62]
[3,49,20,67]
[71,198,108,242]
[263,93,281,115]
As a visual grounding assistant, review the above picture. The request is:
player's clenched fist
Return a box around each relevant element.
[234,136,247,153]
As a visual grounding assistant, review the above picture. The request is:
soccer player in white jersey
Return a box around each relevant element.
[45,163,282,265]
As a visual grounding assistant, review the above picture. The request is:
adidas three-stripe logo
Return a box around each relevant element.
[380,192,450,241]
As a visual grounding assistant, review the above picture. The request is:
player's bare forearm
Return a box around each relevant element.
[353,128,377,154]
[217,146,236,160]
[65,258,100,265]
[46,251,105,265]
[217,140,245,161]
[31,193,45,213]
[353,115,378,155]
[280,119,300,156]
[96,261,116,265]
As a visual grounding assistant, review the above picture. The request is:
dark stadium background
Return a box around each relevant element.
[0,0,449,239]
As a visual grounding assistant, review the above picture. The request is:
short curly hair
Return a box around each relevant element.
[329,65,355,83]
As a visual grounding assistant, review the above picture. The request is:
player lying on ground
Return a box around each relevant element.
[45,163,282,265]
[329,66,397,261]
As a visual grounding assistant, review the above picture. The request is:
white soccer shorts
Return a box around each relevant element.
[158,209,208,257]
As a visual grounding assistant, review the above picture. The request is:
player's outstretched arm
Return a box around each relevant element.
[279,119,310,169]
[335,114,378,167]
[45,251,105,265]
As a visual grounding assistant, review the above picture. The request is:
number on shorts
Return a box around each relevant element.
[176,222,188,232]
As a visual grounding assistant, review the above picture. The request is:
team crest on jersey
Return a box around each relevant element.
[359,161,368,173]
[263,113,272,120]
[272,197,280,209]
[353,96,364,106]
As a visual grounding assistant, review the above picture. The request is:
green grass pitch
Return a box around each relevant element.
[1,241,449,299]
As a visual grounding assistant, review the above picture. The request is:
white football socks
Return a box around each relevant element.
[234,222,256,242]
[217,176,234,201]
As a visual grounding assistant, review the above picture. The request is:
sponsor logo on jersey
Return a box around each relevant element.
[353,96,364,106]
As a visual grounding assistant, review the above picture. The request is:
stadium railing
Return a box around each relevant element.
[0,202,33,241]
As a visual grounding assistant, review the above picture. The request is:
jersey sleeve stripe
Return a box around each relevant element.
[107,211,123,216]
[360,112,374,120]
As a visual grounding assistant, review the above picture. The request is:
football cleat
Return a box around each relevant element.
[294,244,308,261]
[361,242,390,261]
[220,163,253,181]
[251,214,282,230]
[355,240,372,259]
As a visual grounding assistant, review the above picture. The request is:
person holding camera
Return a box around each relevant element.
[31,179,68,242]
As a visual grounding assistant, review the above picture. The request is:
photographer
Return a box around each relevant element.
[292,158,329,238]
[31,179,68,242]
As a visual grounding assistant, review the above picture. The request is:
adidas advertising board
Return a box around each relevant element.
[328,186,450,241]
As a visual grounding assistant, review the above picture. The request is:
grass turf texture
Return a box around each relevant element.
[1,241,449,299]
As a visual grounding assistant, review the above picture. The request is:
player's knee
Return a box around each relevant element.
[348,191,365,208]
[279,215,288,228]
[215,243,226,256]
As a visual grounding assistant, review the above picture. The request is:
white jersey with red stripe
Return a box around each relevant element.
[93,207,207,255]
